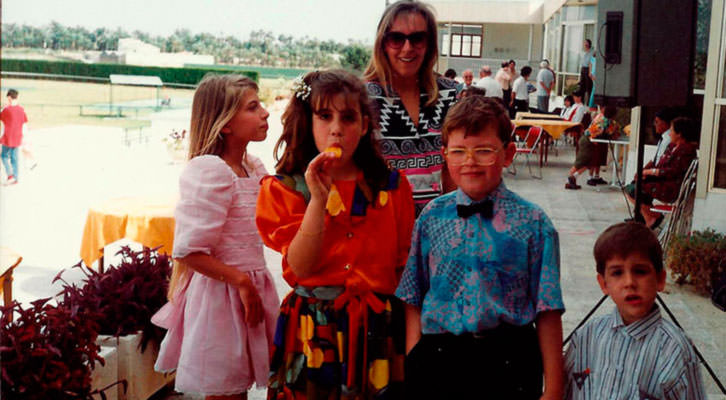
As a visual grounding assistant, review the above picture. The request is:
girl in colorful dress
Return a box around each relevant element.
[152,74,279,400]
[256,69,415,399]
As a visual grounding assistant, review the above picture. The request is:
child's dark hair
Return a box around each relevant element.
[671,116,698,143]
[593,222,663,275]
[274,69,390,194]
[442,95,512,146]
[6,89,18,99]
[520,66,532,77]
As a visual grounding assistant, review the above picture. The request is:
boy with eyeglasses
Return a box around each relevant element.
[396,95,565,399]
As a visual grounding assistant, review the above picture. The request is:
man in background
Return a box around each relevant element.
[474,65,503,99]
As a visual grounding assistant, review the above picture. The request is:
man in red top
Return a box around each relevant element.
[1,89,28,185]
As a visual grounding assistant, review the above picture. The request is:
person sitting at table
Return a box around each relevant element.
[565,105,621,190]
[560,95,575,119]
[563,91,589,148]
[624,117,698,229]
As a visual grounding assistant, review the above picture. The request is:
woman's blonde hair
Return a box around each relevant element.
[362,0,439,107]
[168,73,258,301]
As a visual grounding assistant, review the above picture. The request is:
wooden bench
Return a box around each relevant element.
[0,247,22,323]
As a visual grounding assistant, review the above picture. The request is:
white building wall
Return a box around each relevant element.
[693,195,726,232]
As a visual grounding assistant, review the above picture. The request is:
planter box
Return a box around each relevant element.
[91,346,118,400]
[98,333,174,400]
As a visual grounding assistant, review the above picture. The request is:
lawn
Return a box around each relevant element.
[0,77,292,129]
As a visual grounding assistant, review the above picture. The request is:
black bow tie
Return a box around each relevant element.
[456,200,494,219]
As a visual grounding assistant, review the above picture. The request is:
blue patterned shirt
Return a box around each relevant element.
[395,182,565,334]
[564,306,706,400]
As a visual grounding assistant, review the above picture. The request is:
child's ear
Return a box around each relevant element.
[656,269,666,292]
[596,274,609,295]
[502,141,517,167]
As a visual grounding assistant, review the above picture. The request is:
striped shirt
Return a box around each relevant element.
[564,306,706,400]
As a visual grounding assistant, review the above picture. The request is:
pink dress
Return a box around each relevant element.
[152,154,279,395]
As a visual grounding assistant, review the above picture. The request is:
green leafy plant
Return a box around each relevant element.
[55,246,172,353]
[0,298,122,400]
[667,229,726,295]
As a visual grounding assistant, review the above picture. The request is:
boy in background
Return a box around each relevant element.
[564,222,705,399]
[397,95,565,399]
[1,89,29,185]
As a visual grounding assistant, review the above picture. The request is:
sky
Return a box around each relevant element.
[2,0,390,44]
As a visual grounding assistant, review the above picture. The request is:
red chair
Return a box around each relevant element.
[507,126,545,179]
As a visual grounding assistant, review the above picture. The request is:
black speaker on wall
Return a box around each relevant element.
[594,0,696,108]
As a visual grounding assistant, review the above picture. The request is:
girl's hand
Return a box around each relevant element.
[304,152,336,202]
[237,277,264,326]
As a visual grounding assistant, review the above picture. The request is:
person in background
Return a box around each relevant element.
[474,65,503,99]
[364,0,458,215]
[496,60,513,110]
[579,39,594,102]
[536,60,555,112]
[652,108,676,165]
[461,69,474,90]
[510,65,532,115]
[0,89,29,185]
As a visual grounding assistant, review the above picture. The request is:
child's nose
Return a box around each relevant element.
[330,119,342,136]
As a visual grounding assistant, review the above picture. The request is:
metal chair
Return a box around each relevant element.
[507,125,545,179]
[652,158,699,251]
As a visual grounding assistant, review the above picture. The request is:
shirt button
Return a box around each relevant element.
[344,264,351,271]
[346,232,354,239]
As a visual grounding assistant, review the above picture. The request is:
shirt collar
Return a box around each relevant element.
[610,305,662,340]
[455,181,507,206]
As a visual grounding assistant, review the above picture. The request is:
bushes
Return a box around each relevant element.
[667,229,726,295]
[1,59,258,85]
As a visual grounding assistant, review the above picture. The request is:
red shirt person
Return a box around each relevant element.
[1,89,28,184]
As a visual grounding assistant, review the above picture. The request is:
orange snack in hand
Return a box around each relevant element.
[325,144,342,159]
[326,184,346,216]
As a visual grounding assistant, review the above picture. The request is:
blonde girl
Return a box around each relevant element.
[256,70,415,399]
[152,74,279,400]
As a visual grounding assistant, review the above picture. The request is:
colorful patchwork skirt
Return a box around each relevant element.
[267,286,406,400]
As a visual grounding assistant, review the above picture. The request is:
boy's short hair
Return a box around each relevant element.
[442,95,512,146]
[593,222,663,275]
[520,66,532,77]
[6,89,18,99]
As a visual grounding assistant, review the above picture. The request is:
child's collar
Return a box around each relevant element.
[611,305,662,339]
[454,181,507,206]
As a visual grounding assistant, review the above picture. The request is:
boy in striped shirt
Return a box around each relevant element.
[564,222,706,399]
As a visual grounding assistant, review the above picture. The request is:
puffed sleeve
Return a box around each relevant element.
[394,172,415,269]
[245,153,269,178]
[256,176,307,286]
[172,155,236,259]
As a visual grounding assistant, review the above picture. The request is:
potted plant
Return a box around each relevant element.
[667,229,726,296]
[55,245,173,400]
[0,298,120,400]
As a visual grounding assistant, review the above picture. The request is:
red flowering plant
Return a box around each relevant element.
[0,298,121,400]
[54,245,172,353]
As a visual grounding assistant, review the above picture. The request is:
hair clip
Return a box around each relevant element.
[292,75,311,101]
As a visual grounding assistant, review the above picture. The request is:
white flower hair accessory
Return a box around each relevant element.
[292,75,311,101]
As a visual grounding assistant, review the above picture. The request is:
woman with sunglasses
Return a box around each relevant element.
[364,0,458,216]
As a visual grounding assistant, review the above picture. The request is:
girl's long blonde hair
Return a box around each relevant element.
[362,1,440,107]
[168,73,258,301]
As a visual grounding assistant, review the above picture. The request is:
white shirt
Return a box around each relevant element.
[654,129,672,164]
[536,69,554,96]
[474,76,503,99]
[512,76,529,100]
[564,306,705,400]
[569,103,586,123]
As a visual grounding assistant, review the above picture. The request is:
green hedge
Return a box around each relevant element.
[185,63,309,79]
[1,59,258,85]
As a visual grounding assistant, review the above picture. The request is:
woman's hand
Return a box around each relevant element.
[237,276,264,326]
[304,152,336,203]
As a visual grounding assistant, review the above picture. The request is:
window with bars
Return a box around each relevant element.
[440,24,483,58]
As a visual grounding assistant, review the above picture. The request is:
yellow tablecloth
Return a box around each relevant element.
[515,112,564,120]
[511,119,581,140]
[80,196,177,267]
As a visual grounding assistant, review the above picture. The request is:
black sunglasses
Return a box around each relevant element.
[384,31,427,49]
